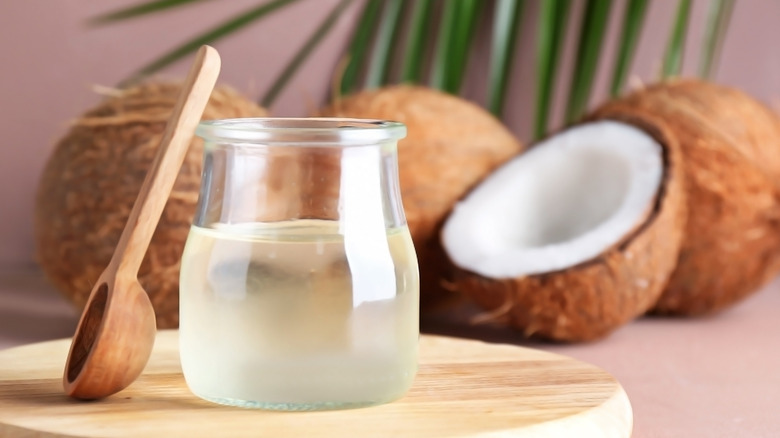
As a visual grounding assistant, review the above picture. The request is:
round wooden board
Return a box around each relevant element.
[0,330,631,437]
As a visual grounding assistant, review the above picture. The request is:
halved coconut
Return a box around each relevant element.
[593,80,780,315]
[442,119,686,341]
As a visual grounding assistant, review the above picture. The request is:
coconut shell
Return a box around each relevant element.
[318,86,524,309]
[35,82,268,328]
[592,80,780,315]
[451,114,687,342]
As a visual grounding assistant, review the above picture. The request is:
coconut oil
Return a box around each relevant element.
[179,219,419,410]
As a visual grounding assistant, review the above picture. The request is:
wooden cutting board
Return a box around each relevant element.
[0,330,631,437]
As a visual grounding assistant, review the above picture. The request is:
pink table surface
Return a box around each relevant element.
[1,266,778,438]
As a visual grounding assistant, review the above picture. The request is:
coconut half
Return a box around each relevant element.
[443,119,686,341]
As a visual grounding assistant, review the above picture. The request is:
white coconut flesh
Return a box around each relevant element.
[442,121,663,278]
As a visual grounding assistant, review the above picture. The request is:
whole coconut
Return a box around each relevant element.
[35,82,267,328]
[593,79,780,315]
[319,86,524,308]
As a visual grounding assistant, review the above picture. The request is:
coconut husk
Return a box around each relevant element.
[35,82,268,328]
[318,86,524,310]
[592,79,780,315]
[452,114,687,342]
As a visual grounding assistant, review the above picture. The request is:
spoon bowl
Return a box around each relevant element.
[65,277,156,399]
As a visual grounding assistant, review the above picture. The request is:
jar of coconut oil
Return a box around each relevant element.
[179,118,418,410]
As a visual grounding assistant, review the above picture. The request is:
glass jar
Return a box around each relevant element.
[179,118,418,410]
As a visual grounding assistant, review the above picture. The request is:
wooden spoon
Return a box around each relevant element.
[63,45,221,400]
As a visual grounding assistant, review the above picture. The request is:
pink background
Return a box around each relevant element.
[2,3,780,437]
[1,0,780,266]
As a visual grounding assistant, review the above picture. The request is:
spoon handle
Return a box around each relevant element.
[111,45,221,277]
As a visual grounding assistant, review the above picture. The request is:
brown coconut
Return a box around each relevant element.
[318,86,524,309]
[592,80,780,315]
[447,115,687,342]
[35,82,268,328]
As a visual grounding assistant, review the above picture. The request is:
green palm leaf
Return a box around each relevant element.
[340,0,383,95]
[535,0,572,138]
[565,0,612,124]
[662,0,692,78]
[446,0,483,94]
[429,0,460,91]
[262,0,353,107]
[430,0,482,93]
[699,0,735,78]
[90,0,212,25]
[487,0,524,116]
[610,0,649,96]
[121,0,300,86]
[98,0,734,137]
[365,0,405,88]
[400,0,433,84]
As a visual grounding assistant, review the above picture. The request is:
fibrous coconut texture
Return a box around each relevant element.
[35,82,267,328]
[592,80,780,315]
[443,118,686,342]
[319,86,524,309]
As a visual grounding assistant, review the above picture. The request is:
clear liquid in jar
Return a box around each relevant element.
[179,219,419,410]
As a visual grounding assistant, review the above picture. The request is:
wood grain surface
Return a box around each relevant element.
[0,330,632,437]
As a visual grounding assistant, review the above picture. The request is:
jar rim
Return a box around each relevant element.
[196,117,407,145]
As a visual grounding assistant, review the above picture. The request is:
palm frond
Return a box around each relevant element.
[446,0,483,94]
[340,0,383,95]
[610,0,649,96]
[699,0,735,78]
[90,0,212,25]
[100,0,734,140]
[121,0,300,86]
[565,0,612,124]
[262,0,353,107]
[535,0,572,139]
[430,0,461,91]
[662,0,692,78]
[365,0,405,88]
[487,0,524,116]
[400,0,433,83]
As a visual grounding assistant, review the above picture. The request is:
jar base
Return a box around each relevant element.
[198,394,400,411]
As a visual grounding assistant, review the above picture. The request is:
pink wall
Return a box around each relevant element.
[2,0,779,267]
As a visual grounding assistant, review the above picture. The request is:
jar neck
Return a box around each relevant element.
[193,141,406,229]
